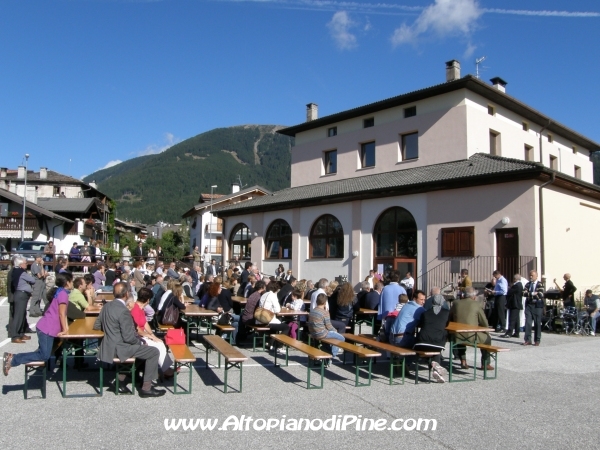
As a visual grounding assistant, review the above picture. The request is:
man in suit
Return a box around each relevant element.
[277,277,296,305]
[93,282,165,397]
[206,259,218,277]
[134,242,145,261]
[523,270,545,346]
[449,287,493,371]
[166,262,179,279]
[501,275,524,339]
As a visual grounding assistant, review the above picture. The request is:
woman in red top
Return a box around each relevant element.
[128,287,174,379]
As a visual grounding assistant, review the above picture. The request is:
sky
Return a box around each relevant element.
[1,0,599,184]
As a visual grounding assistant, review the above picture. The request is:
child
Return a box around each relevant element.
[81,251,91,273]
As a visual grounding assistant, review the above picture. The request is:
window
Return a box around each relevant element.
[404,106,416,118]
[575,166,581,179]
[324,150,337,174]
[522,122,529,132]
[441,227,474,257]
[328,127,337,137]
[360,142,375,168]
[549,155,558,170]
[489,130,501,156]
[374,207,417,257]
[363,117,374,128]
[524,144,534,162]
[265,219,292,259]
[229,223,251,260]
[401,132,419,160]
[548,134,553,143]
[488,105,495,116]
[310,214,343,258]
[53,186,60,197]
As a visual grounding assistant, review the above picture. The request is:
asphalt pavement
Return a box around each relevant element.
[0,297,598,450]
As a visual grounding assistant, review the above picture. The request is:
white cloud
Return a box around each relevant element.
[483,8,600,18]
[136,132,180,156]
[392,0,482,46]
[463,41,476,59]
[327,11,357,50]
[364,17,372,31]
[100,159,123,170]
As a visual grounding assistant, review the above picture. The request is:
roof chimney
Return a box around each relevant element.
[40,167,47,179]
[445,60,461,82]
[490,77,507,93]
[0,168,6,178]
[306,103,318,122]
[89,180,98,189]
[231,183,240,194]
[17,166,25,179]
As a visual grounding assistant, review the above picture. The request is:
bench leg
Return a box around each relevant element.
[352,356,374,387]
[115,362,136,396]
[483,352,498,380]
[173,361,193,395]
[223,361,243,394]
[306,359,325,390]
[389,356,405,385]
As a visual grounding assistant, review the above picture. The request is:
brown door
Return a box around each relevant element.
[373,258,417,284]
[496,228,519,278]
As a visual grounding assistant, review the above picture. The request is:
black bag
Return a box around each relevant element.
[161,294,180,326]
[217,312,232,325]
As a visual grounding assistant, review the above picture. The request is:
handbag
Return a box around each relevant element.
[161,294,180,326]
[165,328,186,345]
[217,312,232,325]
[254,307,275,325]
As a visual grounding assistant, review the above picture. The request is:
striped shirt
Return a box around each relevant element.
[308,308,335,339]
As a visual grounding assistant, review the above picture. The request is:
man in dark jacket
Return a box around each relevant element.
[93,282,165,397]
[523,270,545,346]
[501,275,523,338]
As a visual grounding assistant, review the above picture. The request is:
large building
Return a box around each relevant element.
[209,61,600,295]
[0,166,111,253]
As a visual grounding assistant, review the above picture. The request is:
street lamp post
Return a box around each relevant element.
[21,154,30,243]
[210,185,217,261]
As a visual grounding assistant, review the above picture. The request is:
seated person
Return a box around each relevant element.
[200,281,239,344]
[414,294,450,383]
[128,287,174,379]
[308,293,345,364]
[238,281,266,345]
[69,277,90,311]
[157,283,188,327]
[332,282,360,326]
[390,290,426,349]
[93,282,165,397]
[258,281,290,350]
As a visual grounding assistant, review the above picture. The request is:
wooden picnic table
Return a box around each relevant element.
[182,305,219,344]
[59,317,104,398]
[84,305,103,316]
[354,308,378,333]
[445,321,491,383]
[232,296,247,305]
[276,307,309,317]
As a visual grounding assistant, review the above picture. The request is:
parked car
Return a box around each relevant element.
[15,241,48,262]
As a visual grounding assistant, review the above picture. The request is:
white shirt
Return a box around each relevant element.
[157,289,172,311]
[402,276,415,289]
[310,288,328,311]
[259,291,281,324]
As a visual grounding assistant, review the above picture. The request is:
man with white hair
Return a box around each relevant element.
[29,255,47,317]
[311,278,329,310]
[9,257,36,344]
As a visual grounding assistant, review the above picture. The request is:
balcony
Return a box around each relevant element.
[0,217,38,231]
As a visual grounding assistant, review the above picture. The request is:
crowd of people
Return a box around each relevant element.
[3,251,599,392]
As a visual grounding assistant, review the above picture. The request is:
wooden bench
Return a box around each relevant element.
[248,324,271,352]
[24,361,47,399]
[343,334,415,385]
[168,345,197,394]
[203,335,248,393]
[214,324,236,345]
[319,338,381,387]
[100,357,136,395]
[271,334,332,389]
[477,344,510,380]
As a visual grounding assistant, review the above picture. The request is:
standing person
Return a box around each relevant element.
[9,257,36,344]
[489,270,508,334]
[121,245,131,263]
[449,287,493,370]
[523,270,545,346]
[553,274,576,309]
[29,255,48,317]
[43,240,55,271]
[584,290,599,336]
[401,272,415,301]
[206,259,218,277]
[378,271,406,322]
[134,241,145,261]
[3,272,72,377]
[132,261,145,293]
[275,264,285,279]
[501,275,524,339]
[457,269,472,297]
[156,246,164,261]
[105,262,117,287]
[94,241,103,262]
[192,246,201,268]
[308,293,345,365]
[93,282,165,397]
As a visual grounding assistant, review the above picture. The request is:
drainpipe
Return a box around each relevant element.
[538,173,555,280]
[539,119,551,164]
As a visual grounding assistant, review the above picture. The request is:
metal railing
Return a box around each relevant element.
[419,255,537,293]
[0,217,38,230]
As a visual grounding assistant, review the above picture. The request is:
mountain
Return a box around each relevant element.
[83,125,293,224]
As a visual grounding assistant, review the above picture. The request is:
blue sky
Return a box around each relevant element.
[1,0,599,183]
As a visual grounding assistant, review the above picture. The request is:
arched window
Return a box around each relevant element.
[309,214,344,259]
[230,223,251,260]
[374,207,417,257]
[265,219,292,259]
